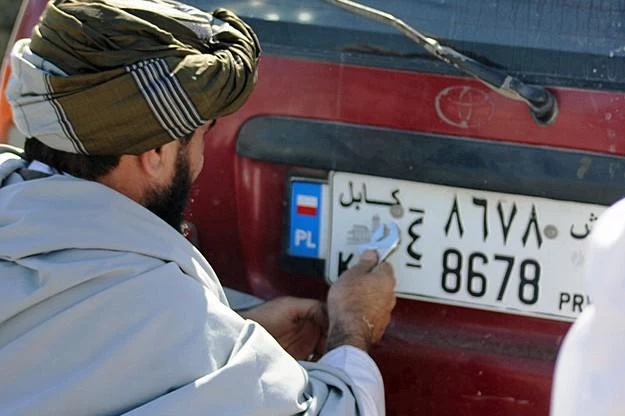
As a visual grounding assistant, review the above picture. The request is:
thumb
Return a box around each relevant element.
[342,250,378,278]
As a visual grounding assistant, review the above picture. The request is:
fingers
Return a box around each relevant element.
[373,260,393,274]
[373,261,395,282]
[281,297,328,334]
[341,250,378,278]
[309,302,329,332]
[369,265,396,344]
[285,296,320,313]
[326,249,398,351]
[282,319,324,360]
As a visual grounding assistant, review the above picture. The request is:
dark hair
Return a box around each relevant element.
[23,135,194,181]
[23,138,121,180]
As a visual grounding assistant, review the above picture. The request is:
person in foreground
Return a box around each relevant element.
[551,198,625,416]
[0,1,396,415]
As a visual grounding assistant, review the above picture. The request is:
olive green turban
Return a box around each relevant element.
[6,0,260,155]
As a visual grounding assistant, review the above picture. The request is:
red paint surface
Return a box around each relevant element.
[189,55,625,415]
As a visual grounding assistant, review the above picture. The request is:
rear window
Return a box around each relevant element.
[189,0,625,90]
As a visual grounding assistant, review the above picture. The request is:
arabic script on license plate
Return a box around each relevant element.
[327,172,606,321]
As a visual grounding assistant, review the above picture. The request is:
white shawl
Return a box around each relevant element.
[0,148,370,415]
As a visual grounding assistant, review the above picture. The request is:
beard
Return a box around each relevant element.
[144,146,192,232]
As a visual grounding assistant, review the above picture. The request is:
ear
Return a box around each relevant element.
[137,140,179,185]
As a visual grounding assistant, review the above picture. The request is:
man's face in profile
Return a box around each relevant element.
[144,144,193,231]
[143,121,210,231]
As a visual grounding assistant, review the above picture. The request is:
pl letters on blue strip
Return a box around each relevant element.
[289,181,322,258]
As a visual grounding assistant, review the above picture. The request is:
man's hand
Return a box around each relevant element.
[239,296,328,360]
[327,250,396,352]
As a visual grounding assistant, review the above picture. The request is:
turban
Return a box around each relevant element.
[5,0,260,155]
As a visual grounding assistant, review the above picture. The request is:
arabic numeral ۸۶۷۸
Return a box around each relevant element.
[441,249,541,305]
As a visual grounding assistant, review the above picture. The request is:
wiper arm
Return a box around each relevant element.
[326,0,558,125]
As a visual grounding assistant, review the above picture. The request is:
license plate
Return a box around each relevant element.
[327,172,606,321]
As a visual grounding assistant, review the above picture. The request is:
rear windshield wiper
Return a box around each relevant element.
[326,0,558,125]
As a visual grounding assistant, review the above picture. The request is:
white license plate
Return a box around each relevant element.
[327,172,607,321]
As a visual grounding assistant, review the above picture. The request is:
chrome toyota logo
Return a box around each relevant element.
[435,86,495,129]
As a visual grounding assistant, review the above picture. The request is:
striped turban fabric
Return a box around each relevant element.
[5,0,260,155]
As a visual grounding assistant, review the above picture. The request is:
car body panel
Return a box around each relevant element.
[189,55,625,415]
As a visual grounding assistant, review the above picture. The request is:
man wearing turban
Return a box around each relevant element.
[0,0,396,415]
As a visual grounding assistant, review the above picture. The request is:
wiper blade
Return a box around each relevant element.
[326,0,558,125]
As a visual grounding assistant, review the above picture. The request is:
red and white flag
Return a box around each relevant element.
[296,195,318,216]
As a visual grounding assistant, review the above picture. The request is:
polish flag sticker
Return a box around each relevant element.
[296,195,319,216]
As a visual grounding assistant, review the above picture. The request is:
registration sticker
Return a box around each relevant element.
[327,172,607,321]
[288,179,329,259]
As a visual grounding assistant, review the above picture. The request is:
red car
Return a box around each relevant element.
[2,1,624,414]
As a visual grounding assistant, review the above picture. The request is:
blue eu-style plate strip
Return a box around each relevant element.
[289,181,322,258]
